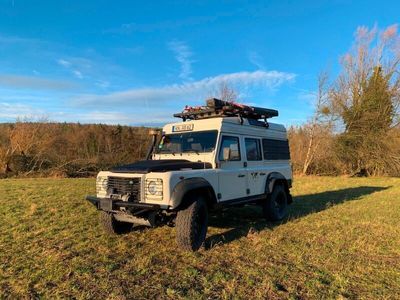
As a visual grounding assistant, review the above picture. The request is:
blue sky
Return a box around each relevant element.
[0,0,399,126]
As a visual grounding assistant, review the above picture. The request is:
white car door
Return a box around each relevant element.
[217,135,248,201]
[244,137,265,196]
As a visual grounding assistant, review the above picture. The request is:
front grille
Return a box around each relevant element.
[107,177,141,199]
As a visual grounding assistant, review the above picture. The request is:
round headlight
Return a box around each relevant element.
[147,181,158,195]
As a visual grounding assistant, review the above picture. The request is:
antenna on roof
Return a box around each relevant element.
[173,98,278,125]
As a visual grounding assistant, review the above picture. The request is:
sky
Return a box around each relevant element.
[0,0,399,126]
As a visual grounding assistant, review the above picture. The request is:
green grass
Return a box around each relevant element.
[0,177,399,299]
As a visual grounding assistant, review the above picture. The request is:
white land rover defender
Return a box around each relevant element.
[86,99,292,251]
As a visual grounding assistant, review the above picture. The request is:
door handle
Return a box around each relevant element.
[238,174,245,178]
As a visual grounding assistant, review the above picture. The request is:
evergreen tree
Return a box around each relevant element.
[337,66,394,175]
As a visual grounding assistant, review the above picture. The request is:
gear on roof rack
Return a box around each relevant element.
[173,98,278,122]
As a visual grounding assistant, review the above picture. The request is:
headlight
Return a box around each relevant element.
[147,181,158,195]
[145,178,163,198]
[96,176,108,193]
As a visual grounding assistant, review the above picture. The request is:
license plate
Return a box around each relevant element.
[172,123,194,132]
[99,198,113,211]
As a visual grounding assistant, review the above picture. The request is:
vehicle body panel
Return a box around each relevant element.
[93,116,292,213]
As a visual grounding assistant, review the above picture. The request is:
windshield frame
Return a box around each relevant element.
[155,130,218,154]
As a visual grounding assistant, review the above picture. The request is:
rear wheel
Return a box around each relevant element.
[262,184,288,221]
[99,211,133,234]
[176,195,208,251]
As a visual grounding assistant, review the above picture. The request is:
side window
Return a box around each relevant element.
[218,136,241,161]
[262,139,291,160]
[245,138,262,161]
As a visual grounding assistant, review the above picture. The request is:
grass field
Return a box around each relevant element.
[0,177,399,299]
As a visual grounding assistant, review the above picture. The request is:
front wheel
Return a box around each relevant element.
[99,211,133,234]
[176,196,208,251]
[262,184,288,221]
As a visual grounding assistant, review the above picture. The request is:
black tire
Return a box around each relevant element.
[262,184,288,221]
[176,195,208,251]
[99,211,133,234]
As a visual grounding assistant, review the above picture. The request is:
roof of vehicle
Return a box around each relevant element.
[163,117,287,140]
[164,99,287,140]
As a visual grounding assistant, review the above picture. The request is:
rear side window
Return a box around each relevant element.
[219,136,241,161]
[262,139,290,160]
[245,138,262,161]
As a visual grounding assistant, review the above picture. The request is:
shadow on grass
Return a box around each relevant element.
[205,186,389,249]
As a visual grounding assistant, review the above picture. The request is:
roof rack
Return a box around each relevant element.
[173,98,279,122]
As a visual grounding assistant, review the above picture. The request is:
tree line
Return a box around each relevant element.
[0,122,150,178]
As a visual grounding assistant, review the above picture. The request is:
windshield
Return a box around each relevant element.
[156,130,218,154]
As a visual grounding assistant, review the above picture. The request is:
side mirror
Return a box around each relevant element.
[222,147,231,161]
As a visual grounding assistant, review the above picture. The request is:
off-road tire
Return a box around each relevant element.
[262,184,288,221]
[176,195,208,251]
[99,211,133,234]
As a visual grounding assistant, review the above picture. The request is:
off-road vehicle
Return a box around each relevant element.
[86,98,292,251]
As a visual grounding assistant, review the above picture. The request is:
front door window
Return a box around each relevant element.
[218,136,241,161]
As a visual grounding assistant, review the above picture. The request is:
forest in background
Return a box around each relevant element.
[0,120,399,178]
[0,123,150,178]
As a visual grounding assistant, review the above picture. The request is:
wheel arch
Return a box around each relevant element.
[171,177,217,210]
[265,172,293,204]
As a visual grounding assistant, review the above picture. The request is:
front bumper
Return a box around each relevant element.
[86,195,161,211]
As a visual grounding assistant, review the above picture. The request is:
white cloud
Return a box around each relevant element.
[0,70,296,126]
[72,70,83,79]
[168,40,194,81]
[0,34,42,45]
[0,102,171,125]
[57,59,71,68]
[57,58,88,79]
[104,16,217,34]
[248,51,266,70]
[65,111,173,125]
[73,70,296,107]
[95,80,110,89]
[0,102,45,120]
[0,74,76,90]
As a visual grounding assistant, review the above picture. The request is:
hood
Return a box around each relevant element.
[109,159,212,173]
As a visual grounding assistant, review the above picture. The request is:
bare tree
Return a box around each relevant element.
[302,71,331,175]
[330,24,400,125]
[208,81,238,102]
